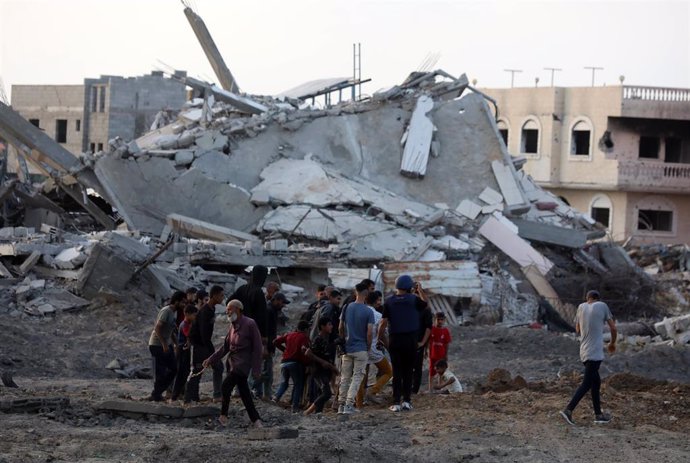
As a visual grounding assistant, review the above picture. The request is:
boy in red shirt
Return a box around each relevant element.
[273,320,311,412]
[428,312,452,392]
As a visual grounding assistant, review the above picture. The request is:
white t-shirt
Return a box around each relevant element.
[441,369,463,393]
[368,307,384,364]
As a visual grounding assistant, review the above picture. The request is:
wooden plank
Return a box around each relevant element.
[19,250,41,274]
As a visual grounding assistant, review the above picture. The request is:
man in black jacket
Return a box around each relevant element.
[185,285,225,403]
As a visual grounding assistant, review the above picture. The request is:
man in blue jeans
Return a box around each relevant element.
[561,290,617,425]
[273,320,311,412]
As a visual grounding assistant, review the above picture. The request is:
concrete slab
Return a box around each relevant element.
[95,400,184,418]
[478,187,503,205]
[167,213,258,243]
[400,95,435,178]
[455,199,482,220]
[19,251,41,274]
[510,218,587,249]
[479,215,553,275]
[491,160,524,207]
[247,427,299,440]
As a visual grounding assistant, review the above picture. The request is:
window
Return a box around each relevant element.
[638,209,673,232]
[99,86,106,112]
[589,194,612,229]
[665,137,684,163]
[75,119,81,132]
[520,119,539,154]
[570,120,591,156]
[89,143,96,153]
[497,119,509,146]
[90,87,98,112]
[639,136,660,159]
[29,119,40,128]
[97,143,104,152]
[55,119,67,143]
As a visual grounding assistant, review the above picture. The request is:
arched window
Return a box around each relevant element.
[520,118,540,154]
[497,119,509,146]
[570,118,593,157]
[589,194,612,229]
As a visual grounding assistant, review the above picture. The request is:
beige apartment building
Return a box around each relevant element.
[483,85,690,245]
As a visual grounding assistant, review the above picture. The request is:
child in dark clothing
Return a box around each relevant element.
[304,317,338,415]
[171,305,198,402]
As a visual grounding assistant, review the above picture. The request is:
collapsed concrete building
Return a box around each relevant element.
[0,64,666,333]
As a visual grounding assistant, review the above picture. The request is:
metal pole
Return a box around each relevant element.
[584,66,604,87]
[543,67,562,87]
[504,69,522,88]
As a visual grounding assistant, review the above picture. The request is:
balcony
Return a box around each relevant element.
[621,86,690,120]
[618,160,690,191]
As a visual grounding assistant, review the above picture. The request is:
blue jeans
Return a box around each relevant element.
[275,361,305,410]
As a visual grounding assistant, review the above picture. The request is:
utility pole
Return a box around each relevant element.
[543,67,562,87]
[504,69,522,88]
[584,66,604,87]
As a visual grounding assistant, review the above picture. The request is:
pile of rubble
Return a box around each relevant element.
[0,68,665,329]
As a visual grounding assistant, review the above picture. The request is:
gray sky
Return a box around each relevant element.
[1,0,689,101]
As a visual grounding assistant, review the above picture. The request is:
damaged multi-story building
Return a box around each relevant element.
[483,85,690,245]
[9,70,188,157]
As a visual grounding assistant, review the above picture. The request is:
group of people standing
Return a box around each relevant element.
[147,268,462,426]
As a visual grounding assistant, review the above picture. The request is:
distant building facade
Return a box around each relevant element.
[483,85,690,245]
[10,70,187,155]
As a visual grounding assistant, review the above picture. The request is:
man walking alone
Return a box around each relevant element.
[561,290,617,425]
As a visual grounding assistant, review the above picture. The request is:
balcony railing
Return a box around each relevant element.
[623,86,690,102]
[618,161,690,190]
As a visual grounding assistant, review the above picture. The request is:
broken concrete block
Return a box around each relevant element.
[13,227,30,238]
[481,203,503,215]
[250,190,271,206]
[96,400,184,418]
[182,406,220,418]
[174,150,195,166]
[190,151,235,184]
[491,160,525,208]
[510,218,587,249]
[0,227,14,239]
[53,247,87,270]
[431,235,470,251]
[400,95,435,178]
[455,199,482,220]
[478,187,503,205]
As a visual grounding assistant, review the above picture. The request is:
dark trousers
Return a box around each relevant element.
[221,371,261,423]
[567,360,602,415]
[184,345,223,402]
[171,347,191,401]
[412,345,425,394]
[149,345,177,400]
[313,371,333,413]
[389,332,417,404]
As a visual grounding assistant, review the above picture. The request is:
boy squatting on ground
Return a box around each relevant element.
[431,359,463,393]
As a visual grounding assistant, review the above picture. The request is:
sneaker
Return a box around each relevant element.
[389,404,402,412]
[560,409,575,425]
[401,401,413,411]
[337,404,345,414]
[342,405,358,415]
[252,419,264,428]
[594,412,612,424]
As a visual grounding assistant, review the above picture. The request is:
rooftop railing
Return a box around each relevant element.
[623,86,690,102]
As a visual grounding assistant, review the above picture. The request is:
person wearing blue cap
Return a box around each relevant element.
[560,290,617,425]
[378,274,428,412]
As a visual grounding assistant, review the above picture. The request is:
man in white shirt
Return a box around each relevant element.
[560,290,617,425]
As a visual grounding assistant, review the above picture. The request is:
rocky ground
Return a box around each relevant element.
[2,303,690,463]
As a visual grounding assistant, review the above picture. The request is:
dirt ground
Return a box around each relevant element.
[2,303,690,463]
